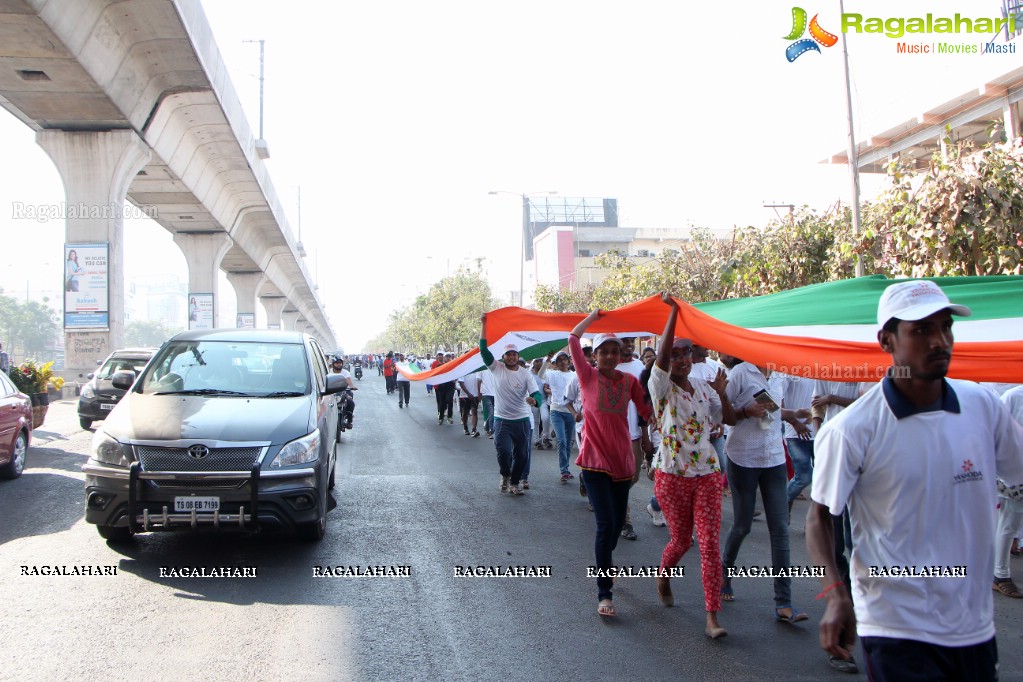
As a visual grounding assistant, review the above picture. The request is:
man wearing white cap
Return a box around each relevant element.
[480,315,544,496]
[807,279,1023,681]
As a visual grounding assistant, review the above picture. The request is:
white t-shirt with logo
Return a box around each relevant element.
[618,358,646,440]
[813,378,1023,647]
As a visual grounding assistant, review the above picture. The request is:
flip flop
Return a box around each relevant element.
[597,600,616,617]
[774,606,809,624]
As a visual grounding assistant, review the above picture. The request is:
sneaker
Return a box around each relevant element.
[534,440,543,450]
[488,432,494,439]
[828,656,859,674]
[647,503,666,527]
[500,476,509,493]
[398,402,403,409]
[542,438,553,449]
[522,479,529,490]
[621,523,637,540]
[464,427,471,435]
[560,472,572,483]
[508,484,524,496]
[438,417,444,425]
[471,430,480,438]
[448,417,453,425]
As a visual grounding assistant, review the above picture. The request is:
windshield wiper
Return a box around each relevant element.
[152,389,250,396]
[263,391,304,397]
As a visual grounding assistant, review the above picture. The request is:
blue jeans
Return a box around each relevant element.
[581,469,631,602]
[494,418,529,485]
[550,410,575,475]
[523,427,533,480]
[482,396,494,433]
[786,438,814,502]
[721,460,792,606]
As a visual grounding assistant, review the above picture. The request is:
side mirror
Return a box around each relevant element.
[324,373,348,395]
[111,370,137,390]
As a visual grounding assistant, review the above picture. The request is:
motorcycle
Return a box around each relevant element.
[336,385,357,440]
[354,362,363,380]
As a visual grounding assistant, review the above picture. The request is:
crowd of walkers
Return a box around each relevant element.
[373,280,1023,681]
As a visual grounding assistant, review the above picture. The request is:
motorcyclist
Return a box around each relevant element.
[330,355,356,430]
[353,357,364,380]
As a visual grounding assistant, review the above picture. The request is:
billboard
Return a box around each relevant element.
[64,243,109,330]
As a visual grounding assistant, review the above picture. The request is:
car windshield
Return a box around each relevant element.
[97,356,151,379]
[139,341,309,396]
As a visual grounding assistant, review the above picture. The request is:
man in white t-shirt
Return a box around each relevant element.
[807,280,1023,681]
[457,370,482,437]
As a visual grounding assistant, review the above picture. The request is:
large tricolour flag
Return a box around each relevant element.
[399,275,1023,384]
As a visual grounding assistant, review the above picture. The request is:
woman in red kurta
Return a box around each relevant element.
[569,310,652,618]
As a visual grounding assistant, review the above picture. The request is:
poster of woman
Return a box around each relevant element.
[63,243,109,330]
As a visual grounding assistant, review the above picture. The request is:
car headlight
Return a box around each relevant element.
[268,431,320,468]
[91,430,131,468]
[81,384,95,399]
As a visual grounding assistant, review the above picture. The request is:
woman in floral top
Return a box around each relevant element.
[648,293,736,638]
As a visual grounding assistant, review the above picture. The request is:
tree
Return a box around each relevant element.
[862,134,1023,277]
[0,294,60,361]
[124,320,178,348]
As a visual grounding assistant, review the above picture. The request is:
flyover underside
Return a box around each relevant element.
[0,0,332,344]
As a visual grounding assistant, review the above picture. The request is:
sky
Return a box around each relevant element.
[0,0,1017,352]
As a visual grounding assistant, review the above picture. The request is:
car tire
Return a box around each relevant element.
[80,417,93,430]
[0,430,27,479]
[296,514,325,542]
[96,524,133,542]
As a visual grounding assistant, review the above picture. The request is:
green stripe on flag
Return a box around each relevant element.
[693,275,1023,328]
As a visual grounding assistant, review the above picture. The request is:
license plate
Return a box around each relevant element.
[174,496,220,512]
[100,403,116,411]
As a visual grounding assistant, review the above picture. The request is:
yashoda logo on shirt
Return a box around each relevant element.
[954,459,984,484]
[784,7,839,62]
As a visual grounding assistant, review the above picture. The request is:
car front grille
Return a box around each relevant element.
[136,446,262,473]
[135,446,263,490]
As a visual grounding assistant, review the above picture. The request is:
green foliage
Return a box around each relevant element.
[534,134,1023,311]
[124,320,177,348]
[10,359,59,393]
[862,135,1023,277]
[0,294,60,361]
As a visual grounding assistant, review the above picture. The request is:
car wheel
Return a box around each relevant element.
[80,417,93,430]
[96,524,133,542]
[296,514,325,542]
[0,430,27,479]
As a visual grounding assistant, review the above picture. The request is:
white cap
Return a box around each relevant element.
[877,280,972,328]
[501,342,519,355]
[592,333,623,351]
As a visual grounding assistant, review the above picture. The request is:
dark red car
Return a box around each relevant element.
[0,371,31,478]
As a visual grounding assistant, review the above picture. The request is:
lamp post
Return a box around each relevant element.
[488,190,557,307]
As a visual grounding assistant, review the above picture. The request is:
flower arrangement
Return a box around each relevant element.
[9,360,64,394]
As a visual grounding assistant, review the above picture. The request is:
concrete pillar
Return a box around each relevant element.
[260,295,286,329]
[281,309,301,331]
[226,271,263,328]
[1005,99,1020,140]
[37,129,151,381]
[173,232,233,328]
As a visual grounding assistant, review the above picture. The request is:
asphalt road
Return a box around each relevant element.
[3,377,1023,681]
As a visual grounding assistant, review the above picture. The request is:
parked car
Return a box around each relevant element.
[78,348,157,430]
[0,371,31,479]
[82,330,346,542]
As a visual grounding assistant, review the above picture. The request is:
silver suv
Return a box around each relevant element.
[82,330,346,542]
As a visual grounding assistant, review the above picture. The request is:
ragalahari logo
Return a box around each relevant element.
[784,7,839,62]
